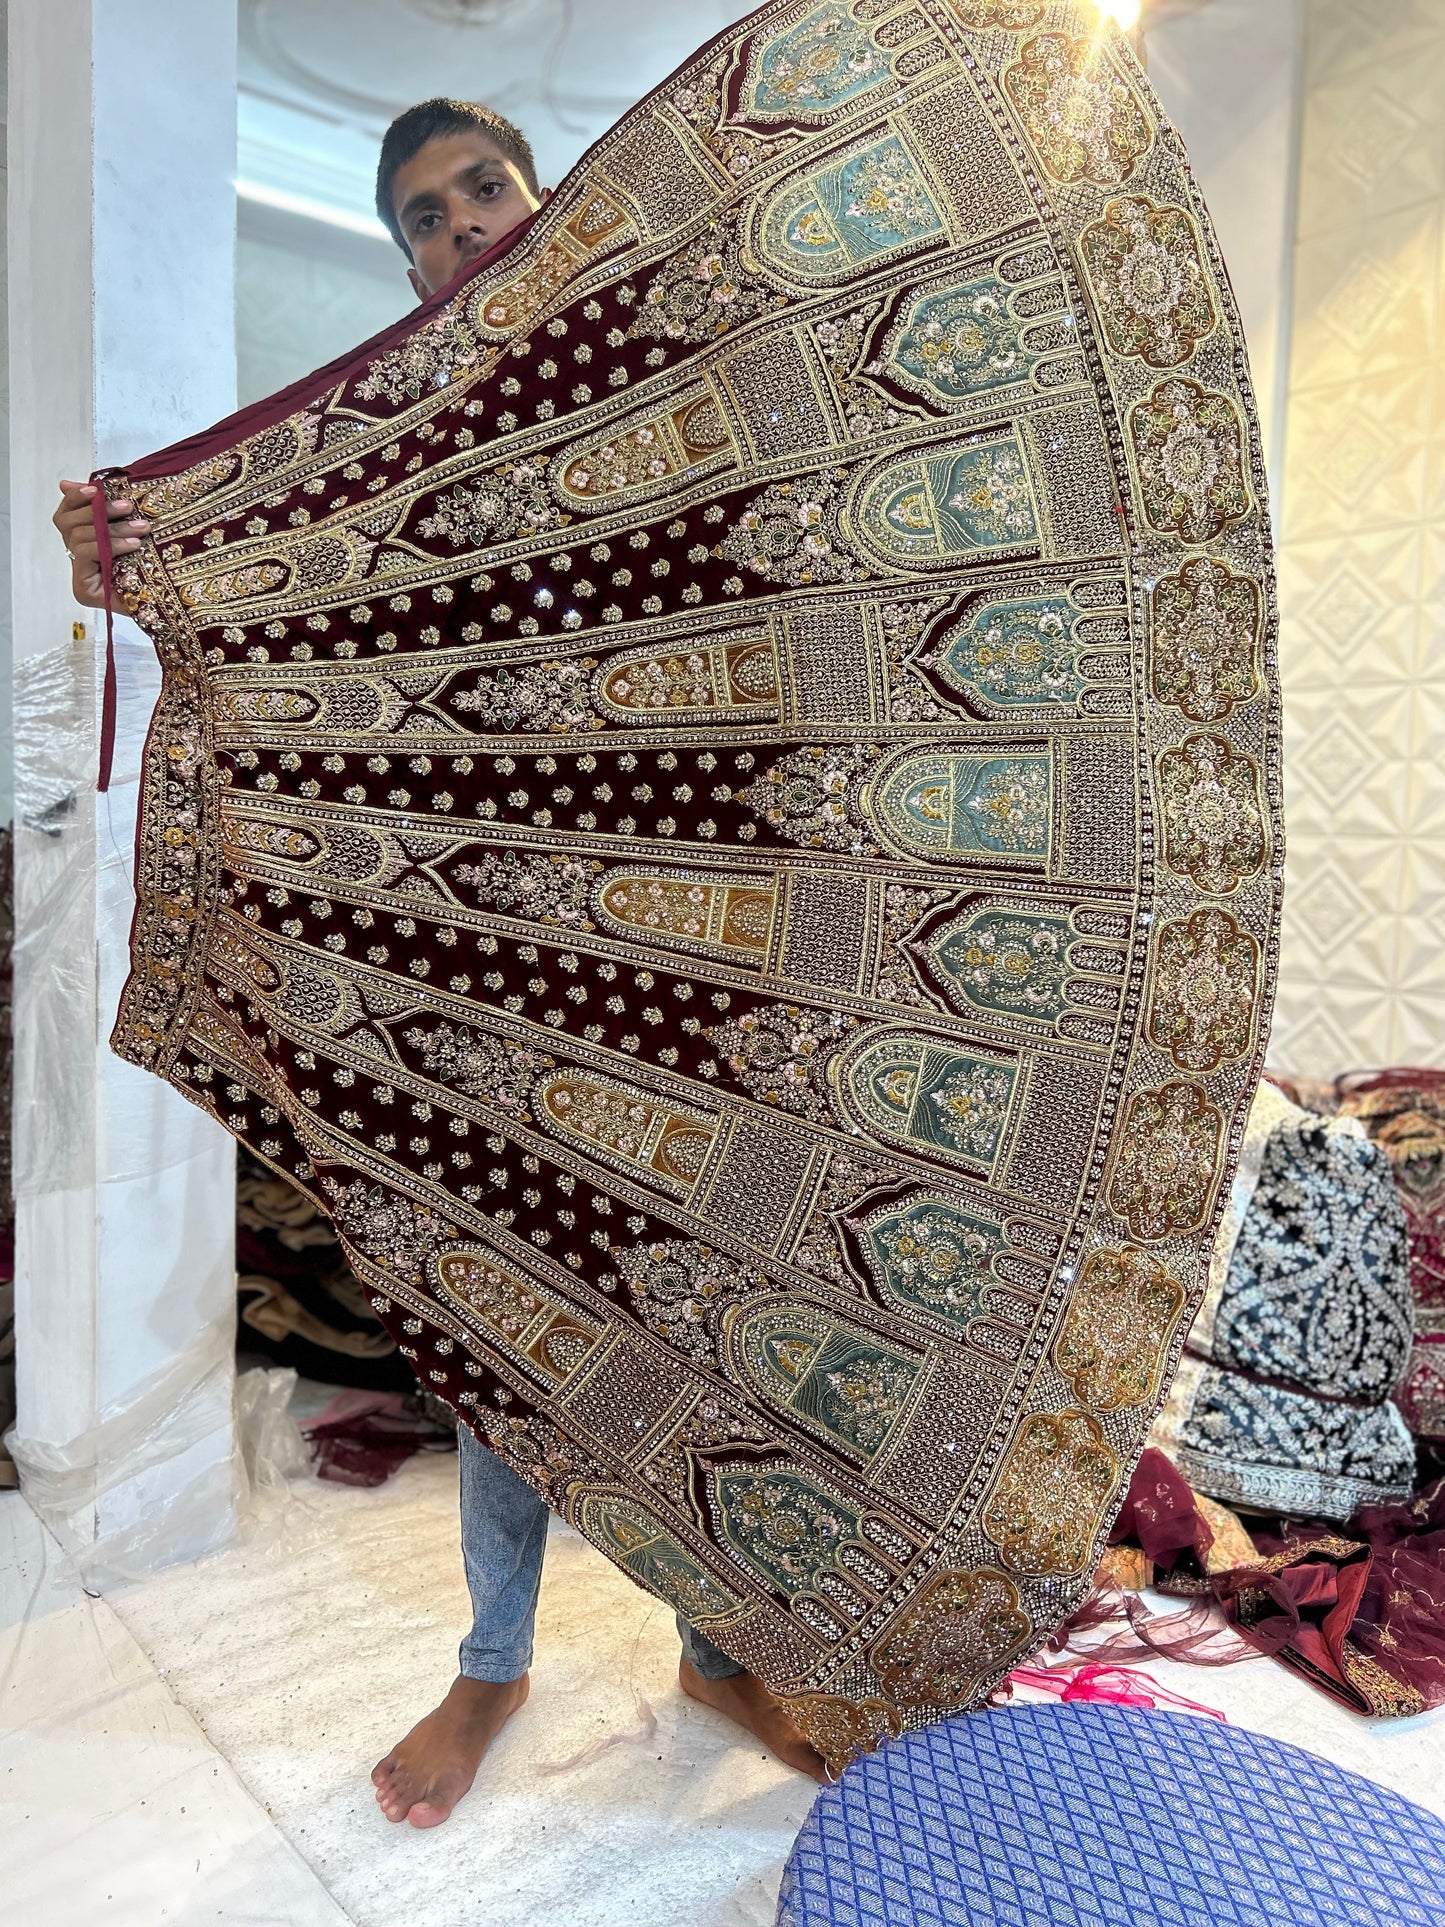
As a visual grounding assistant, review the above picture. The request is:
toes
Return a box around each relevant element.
[371,1756,399,1789]
[407,1799,454,1830]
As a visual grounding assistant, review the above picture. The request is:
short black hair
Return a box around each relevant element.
[375,98,539,257]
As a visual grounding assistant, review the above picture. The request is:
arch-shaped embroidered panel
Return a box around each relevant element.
[110,0,1281,1774]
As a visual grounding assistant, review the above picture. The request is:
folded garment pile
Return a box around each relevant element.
[1079,1071,1445,1719]
[1150,1081,1416,1522]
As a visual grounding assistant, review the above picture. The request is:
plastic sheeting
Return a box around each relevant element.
[4,1364,310,1588]
[12,635,98,1203]
[12,616,239,1579]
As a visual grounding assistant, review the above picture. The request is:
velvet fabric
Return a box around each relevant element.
[100,0,1281,1767]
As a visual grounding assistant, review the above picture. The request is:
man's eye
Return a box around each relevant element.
[477,181,505,199]
[414,213,441,233]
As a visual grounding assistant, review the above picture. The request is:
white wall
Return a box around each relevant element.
[1148,0,1306,491]
[237,200,410,407]
[1268,0,1445,1075]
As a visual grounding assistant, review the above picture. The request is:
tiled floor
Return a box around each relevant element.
[8,1439,1445,1927]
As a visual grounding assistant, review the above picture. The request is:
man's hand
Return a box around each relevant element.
[52,481,151,610]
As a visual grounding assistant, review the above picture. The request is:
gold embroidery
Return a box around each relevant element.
[109,0,1278,1764]
[983,1410,1121,1576]
[871,1566,1033,1707]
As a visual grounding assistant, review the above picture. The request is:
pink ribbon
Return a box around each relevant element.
[1006,1662,1227,1721]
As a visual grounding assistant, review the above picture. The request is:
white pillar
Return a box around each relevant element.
[7,0,240,1577]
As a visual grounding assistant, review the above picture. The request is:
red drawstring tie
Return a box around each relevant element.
[92,482,119,793]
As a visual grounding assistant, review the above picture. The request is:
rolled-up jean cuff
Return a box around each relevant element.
[457,1640,533,1684]
[677,1615,745,1680]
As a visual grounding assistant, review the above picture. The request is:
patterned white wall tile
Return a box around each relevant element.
[1273,0,1445,1074]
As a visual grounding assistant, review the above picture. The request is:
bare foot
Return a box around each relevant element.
[679,1658,829,1783]
[372,1673,529,1827]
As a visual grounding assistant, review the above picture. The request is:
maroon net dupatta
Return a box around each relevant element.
[99,0,1282,1772]
[1151,1473,1445,1719]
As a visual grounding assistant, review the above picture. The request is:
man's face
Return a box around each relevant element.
[391,131,545,300]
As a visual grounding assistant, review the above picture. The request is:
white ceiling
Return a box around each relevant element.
[236,0,1215,241]
[238,0,759,237]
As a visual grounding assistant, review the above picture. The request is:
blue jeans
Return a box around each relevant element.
[457,1424,743,1683]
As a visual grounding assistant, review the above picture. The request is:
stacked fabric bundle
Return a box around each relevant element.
[1149,1081,1416,1523]
[1333,1071,1445,1462]
[1091,1073,1445,1718]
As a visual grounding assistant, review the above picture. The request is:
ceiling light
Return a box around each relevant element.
[236,179,389,241]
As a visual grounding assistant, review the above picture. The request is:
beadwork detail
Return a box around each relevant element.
[871,1566,1033,1707]
[1109,1080,1224,1242]
[1003,33,1152,187]
[982,1410,1121,1575]
[1080,196,1216,368]
[1053,1246,1186,1411]
[1131,379,1251,543]
[109,0,1280,1763]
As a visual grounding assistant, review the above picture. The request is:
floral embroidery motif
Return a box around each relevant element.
[925,909,1072,1023]
[871,1567,1033,1708]
[1054,1247,1186,1411]
[886,277,1040,402]
[841,1036,1017,1170]
[594,633,779,720]
[1149,906,1260,1073]
[453,850,601,928]
[1080,196,1216,367]
[324,1177,455,1288]
[860,1196,1007,1333]
[595,871,778,962]
[712,1464,865,1596]
[1151,558,1261,722]
[1003,33,1152,187]
[982,1410,1121,1575]
[537,1072,718,1193]
[581,1493,740,1623]
[736,1304,920,1458]
[1109,1079,1223,1242]
[355,309,485,406]
[403,1022,547,1113]
[709,1002,856,1119]
[868,751,1052,863]
[435,1247,602,1384]
[721,474,857,587]
[854,439,1038,567]
[933,596,1087,708]
[1158,732,1267,894]
[449,658,598,734]
[1131,378,1250,543]
[614,1237,766,1367]
[634,220,782,342]
[557,391,735,505]
[415,457,564,550]
[762,135,946,283]
[741,743,879,854]
[747,2,891,120]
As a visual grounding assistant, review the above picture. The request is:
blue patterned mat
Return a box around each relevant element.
[776,1704,1445,1926]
